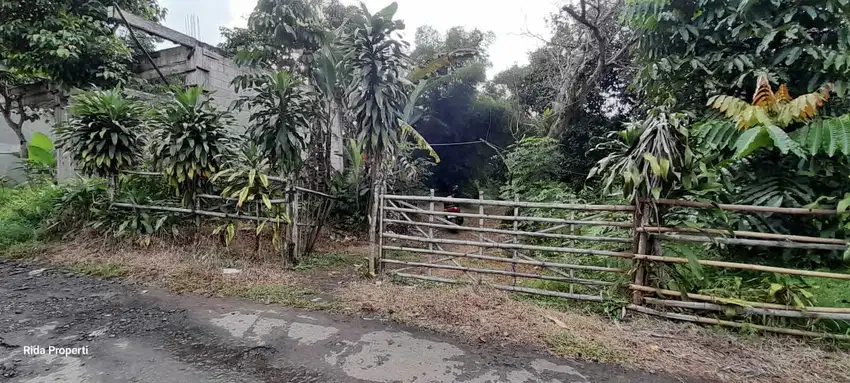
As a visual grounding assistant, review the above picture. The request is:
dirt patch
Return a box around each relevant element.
[8,233,366,311]
[338,282,850,383]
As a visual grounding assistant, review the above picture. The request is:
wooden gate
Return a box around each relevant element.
[376,191,636,301]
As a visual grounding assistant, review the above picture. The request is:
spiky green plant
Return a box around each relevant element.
[57,89,147,180]
[151,87,236,206]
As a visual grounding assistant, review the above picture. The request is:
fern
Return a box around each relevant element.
[791,116,850,157]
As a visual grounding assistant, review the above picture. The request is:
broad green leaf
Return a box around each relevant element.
[765,125,805,157]
[734,127,770,158]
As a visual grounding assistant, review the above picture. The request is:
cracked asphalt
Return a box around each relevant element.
[0,260,694,382]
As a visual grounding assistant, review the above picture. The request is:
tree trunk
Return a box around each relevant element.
[1,110,27,159]
[367,150,384,276]
[329,96,345,172]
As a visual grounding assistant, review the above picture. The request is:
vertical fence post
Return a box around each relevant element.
[512,194,519,286]
[194,194,201,228]
[283,189,292,267]
[428,189,435,276]
[478,190,485,255]
[378,182,386,275]
[632,199,650,304]
[291,187,300,263]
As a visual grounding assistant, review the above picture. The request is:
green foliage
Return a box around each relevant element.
[27,132,56,168]
[235,0,325,70]
[589,109,692,200]
[0,0,132,88]
[0,184,61,247]
[500,137,566,199]
[233,71,316,174]
[341,2,410,158]
[151,87,236,205]
[625,0,850,108]
[792,117,850,157]
[329,139,370,230]
[57,89,147,178]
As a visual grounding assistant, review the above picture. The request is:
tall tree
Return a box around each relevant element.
[0,0,162,159]
[539,0,633,139]
[625,0,850,112]
[340,2,410,269]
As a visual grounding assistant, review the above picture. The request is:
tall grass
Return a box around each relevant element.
[0,185,61,248]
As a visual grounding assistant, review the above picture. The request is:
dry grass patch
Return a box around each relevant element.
[338,282,850,383]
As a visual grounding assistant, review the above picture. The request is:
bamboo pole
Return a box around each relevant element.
[292,187,300,261]
[111,202,287,223]
[512,194,519,286]
[382,245,628,272]
[382,259,615,286]
[196,194,288,204]
[628,304,850,341]
[382,220,632,243]
[383,233,636,259]
[652,198,836,216]
[385,200,478,283]
[656,233,846,251]
[428,189,435,276]
[638,226,848,245]
[478,190,484,255]
[629,284,850,314]
[384,206,634,228]
[642,297,850,321]
[393,272,605,302]
[392,200,620,282]
[377,185,385,274]
[632,254,850,280]
[384,194,635,212]
[632,201,650,304]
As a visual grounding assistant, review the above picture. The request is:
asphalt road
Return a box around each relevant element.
[0,260,692,382]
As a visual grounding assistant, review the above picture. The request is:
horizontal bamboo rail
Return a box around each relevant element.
[197,194,289,204]
[383,245,627,272]
[384,233,635,259]
[629,284,850,314]
[382,259,615,286]
[112,202,288,224]
[632,254,850,280]
[384,207,634,228]
[385,194,635,212]
[121,170,337,199]
[652,198,836,216]
[394,272,604,302]
[639,226,848,245]
[657,233,847,251]
[642,297,850,321]
[384,219,632,243]
[628,304,850,341]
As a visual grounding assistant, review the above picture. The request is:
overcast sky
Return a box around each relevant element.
[157,0,565,77]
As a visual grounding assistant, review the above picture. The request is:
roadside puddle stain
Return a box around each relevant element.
[339,331,464,382]
[286,322,339,346]
[247,317,288,344]
[209,311,258,338]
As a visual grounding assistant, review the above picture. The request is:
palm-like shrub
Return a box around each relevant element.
[233,70,316,177]
[56,89,147,181]
[151,87,236,205]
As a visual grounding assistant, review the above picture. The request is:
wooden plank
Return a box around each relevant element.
[384,233,635,259]
[382,245,627,272]
[657,233,846,251]
[629,284,850,314]
[383,206,634,228]
[642,297,850,321]
[383,219,632,243]
[111,202,287,223]
[652,198,835,216]
[639,226,847,245]
[393,273,604,302]
[108,6,198,47]
[382,259,615,286]
[632,254,850,280]
[384,194,635,211]
[628,304,850,341]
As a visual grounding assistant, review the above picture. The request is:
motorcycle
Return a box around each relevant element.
[444,186,464,232]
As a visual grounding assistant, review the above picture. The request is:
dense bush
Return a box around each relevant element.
[0,185,61,247]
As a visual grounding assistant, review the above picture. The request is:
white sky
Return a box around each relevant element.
[157,0,565,77]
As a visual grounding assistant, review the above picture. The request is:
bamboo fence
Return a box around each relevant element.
[376,192,850,340]
[114,170,335,262]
